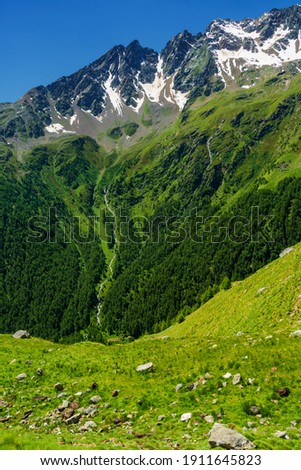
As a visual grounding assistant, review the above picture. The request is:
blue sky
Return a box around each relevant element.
[0,1,297,102]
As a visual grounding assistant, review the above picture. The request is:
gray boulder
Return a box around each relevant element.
[89,396,101,404]
[65,413,82,425]
[181,413,192,422]
[208,423,255,450]
[136,362,153,372]
[290,330,301,338]
[16,373,27,380]
[79,420,97,432]
[232,374,241,385]
[13,330,30,339]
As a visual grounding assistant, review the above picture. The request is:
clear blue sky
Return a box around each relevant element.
[0,0,297,102]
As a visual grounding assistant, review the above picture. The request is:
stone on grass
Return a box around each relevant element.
[248,405,261,416]
[158,415,165,422]
[16,373,27,380]
[274,431,289,439]
[79,421,97,432]
[112,390,119,397]
[65,413,82,425]
[232,374,241,385]
[223,372,232,379]
[208,423,255,450]
[136,362,153,372]
[89,396,101,404]
[37,368,43,376]
[204,415,215,424]
[257,288,266,294]
[175,384,183,392]
[58,400,70,411]
[290,330,301,338]
[13,330,30,339]
[54,383,64,392]
[181,413,192,422]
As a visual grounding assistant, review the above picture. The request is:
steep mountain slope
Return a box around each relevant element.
[1,5,301,142]
[2,64,301,341]
[97,70,301,337]
[0,244,300,450]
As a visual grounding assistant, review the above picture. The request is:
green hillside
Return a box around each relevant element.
[2,68,301,340]
[1,245,300,450]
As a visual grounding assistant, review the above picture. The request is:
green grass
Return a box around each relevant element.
[1,244,300,450]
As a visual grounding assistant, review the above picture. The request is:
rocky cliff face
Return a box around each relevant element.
[1,5,301,140]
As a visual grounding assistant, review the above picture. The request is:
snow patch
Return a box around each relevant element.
[104,71,123,116]
[45,122,75,134]
[141,57,165,105]
[70,114,77,126]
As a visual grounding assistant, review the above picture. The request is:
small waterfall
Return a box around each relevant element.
[96,190,118,324]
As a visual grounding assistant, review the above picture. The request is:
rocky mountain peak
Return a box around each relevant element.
[1,5,301,141]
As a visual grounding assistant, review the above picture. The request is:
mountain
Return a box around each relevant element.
[1,243,300,449]
[1,5,301,142]
[2,5,301,343]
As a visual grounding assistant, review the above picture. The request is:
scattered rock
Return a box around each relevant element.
[138,400,143,406]
[136,362,153,372]
[0,416,11,423]
[248,378,255,385]
[161,336,169,340]
[182,434,192,439]
[79,421,97,432]
[204,415,215,424]
[21,410,33,420]
[205,373,212,380]
[54,383,64,392]
[32,395,48,402]
[237,332,244,337]
[65,413,81,425]
[13,330,30,339]
[257,288,266,294]
[265,335,273,340]
[90,396,101,404]
[175,384,183,392]
[112,390,119,398]
[275,388,290,398]
[58,400,70,411]
[158,415,165,422]
[181,413,192,422]
[9,359,17,365]
[187,382,198,391]
[232,374,241,385]
[37,368,43,376]
[16,373,27,380]
[63,409,74,420]
[248,406,261,416]
[199,376,207,385]
[75,392,83,397]
[25,360,32,365]
[113,417,122,425]
[290,330,301,337]
[57,392,67,399]
[279,247,294,258]
[208,423,255,450]
[91,382,98,390]
[223,372,232,379]
[84,406,97,416]
[270,367,278,373]
[274,431,289,439]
